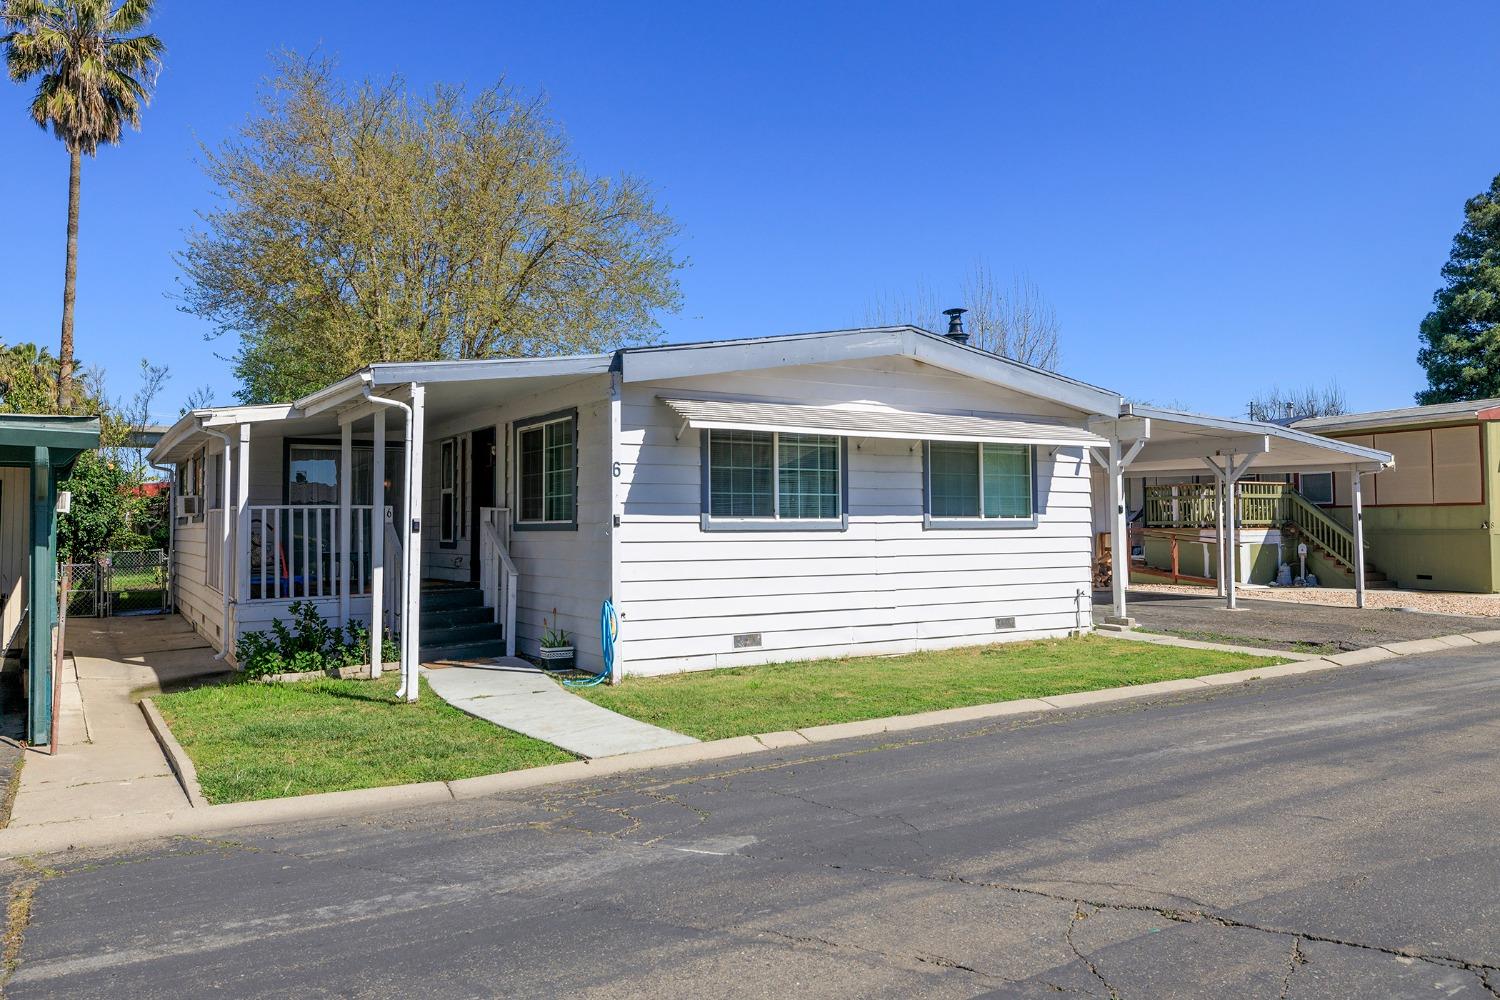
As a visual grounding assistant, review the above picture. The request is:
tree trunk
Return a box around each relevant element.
[58,147,81,413]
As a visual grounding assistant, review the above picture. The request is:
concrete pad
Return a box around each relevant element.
[1379,638,1453,657]
[422,664,697,759]
[1324,647,1399,666]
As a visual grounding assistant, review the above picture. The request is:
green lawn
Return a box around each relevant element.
[154,675,575,804]
[580,635,1283,741]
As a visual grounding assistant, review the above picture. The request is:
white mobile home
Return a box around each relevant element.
[148,324,1389,687]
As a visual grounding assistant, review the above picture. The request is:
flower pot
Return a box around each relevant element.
[538,646,575,671]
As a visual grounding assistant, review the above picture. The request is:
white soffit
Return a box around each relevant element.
[658,395,1107,446]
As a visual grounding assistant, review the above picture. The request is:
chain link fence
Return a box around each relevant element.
[62,550,169,617]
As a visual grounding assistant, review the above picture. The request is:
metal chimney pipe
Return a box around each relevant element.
[942,307,969,345]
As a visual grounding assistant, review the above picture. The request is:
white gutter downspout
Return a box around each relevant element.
[363,388,416,700]
[203,426,235,660]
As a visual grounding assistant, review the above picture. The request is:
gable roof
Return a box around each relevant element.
[295,325,1123,418]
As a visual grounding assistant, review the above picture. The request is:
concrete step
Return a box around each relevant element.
[421,605,492,630]
[420,587,485,611]
[420,638,508,664]
[421,621,505,645]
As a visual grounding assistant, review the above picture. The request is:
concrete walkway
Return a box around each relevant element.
[422,661,697,759]
[10,614,229,830]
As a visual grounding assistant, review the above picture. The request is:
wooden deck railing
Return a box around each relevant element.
[1142,482,1362,570]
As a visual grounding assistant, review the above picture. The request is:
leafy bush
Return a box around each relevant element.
[235,601,399,679]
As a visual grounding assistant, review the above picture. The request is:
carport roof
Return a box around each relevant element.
[1105,403,1393,475]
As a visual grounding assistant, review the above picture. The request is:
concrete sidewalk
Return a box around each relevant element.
[422,661,697,758]
[10,614,230,831]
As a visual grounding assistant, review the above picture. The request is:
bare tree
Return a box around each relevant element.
[1246,382,1348,423]
[865,263,1062,370]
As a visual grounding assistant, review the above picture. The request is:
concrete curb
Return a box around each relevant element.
[139,698,208,809]
[1095,629,1319,660]
[6,627,1495,860]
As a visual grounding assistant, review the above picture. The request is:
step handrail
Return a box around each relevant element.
[479,507,518,658]
[1284,490,1360,570]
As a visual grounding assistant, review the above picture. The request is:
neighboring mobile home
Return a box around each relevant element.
[147,325,1390,686]
[1291,399,1500,593]
[0,414,101,747]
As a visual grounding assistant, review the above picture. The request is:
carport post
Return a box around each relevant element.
[1351,467,1367,609]
[1108,437,1129,622]
[1213,469,1226,598]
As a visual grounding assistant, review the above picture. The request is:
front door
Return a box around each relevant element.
[470,426,497,583]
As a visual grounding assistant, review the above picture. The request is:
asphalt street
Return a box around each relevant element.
[5,645,1499,998]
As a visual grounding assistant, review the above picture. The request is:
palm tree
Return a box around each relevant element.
[1,0,163,411]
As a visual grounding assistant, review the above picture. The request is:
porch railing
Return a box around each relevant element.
[246,504,375,601]
[1143,482,1292,529]
[1141,482,1362,570]
[478,506,518,657]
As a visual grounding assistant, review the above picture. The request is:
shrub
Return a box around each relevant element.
[235,601,398,679]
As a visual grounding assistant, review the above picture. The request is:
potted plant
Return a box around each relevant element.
[537,611,575,671]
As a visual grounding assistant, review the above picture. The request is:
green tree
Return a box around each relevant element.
[1,0,164,411]
[1417,173,1500,404]
[179,55,684,404]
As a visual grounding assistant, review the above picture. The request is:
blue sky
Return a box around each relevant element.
[4,1,1499,420]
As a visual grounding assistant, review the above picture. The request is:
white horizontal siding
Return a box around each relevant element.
[617,357,1097,675]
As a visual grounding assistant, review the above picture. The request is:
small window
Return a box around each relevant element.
[439,438,457,545]
[925,442,1035,526]
[516,411,577,528]
[703,429,843,529]
[287,444,339,505]
[1300,472,1334,506]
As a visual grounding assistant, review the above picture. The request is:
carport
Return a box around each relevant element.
[1089,404,1392,623]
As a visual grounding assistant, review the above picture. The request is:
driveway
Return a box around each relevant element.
[1097,588,1499,653]
[4,645,1499,997]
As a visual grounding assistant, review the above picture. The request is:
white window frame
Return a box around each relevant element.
[923,441,1038,530]
[700,429,848,532]
[514,410,578,530]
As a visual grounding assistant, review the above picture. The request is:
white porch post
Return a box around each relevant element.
[401,383,426,702]
[339,420,352,628]
[236,425,251,608]
[1225,475,1239,609]
[1214,470,1227,597]
[1351,467,1367,609]
[370,410,385,677]
[1108,437,1129,623]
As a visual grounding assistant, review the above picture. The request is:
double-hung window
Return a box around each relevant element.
[703,429,845,530]
[924,441,1035,527]
[516,410,577,529]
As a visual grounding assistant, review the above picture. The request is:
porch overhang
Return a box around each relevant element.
[658,393,1108,447]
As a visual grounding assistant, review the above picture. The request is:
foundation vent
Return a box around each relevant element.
[994,616,1017,631]
[733,632,763,649]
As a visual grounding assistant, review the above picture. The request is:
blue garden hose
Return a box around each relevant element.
[563,599,616,687]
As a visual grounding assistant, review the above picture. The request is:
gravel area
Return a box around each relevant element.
[1129,581,1500,618]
